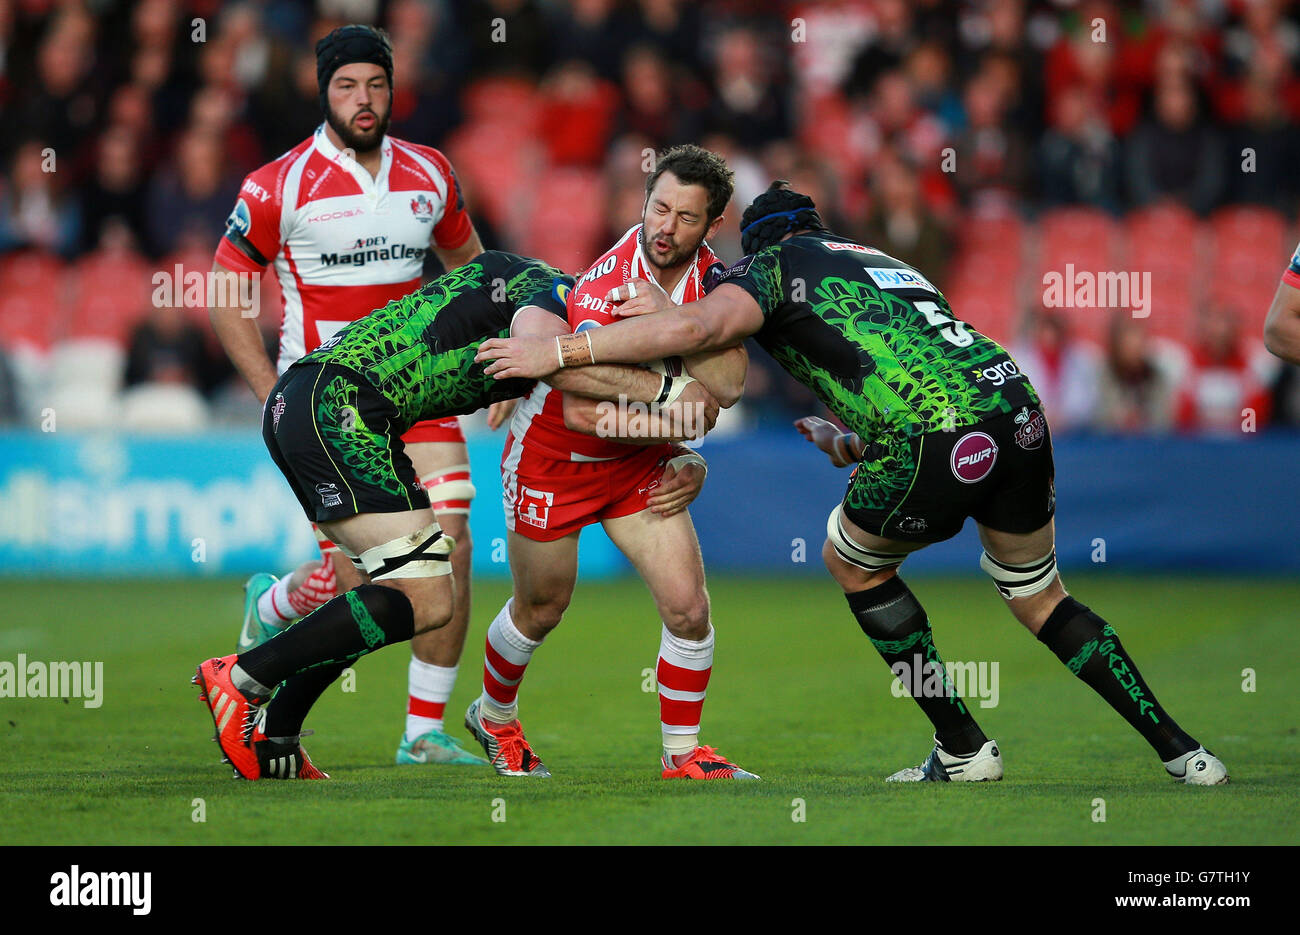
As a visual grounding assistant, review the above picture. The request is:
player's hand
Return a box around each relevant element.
[476,336,559,380]
[649,451,706,517]
[794,416,847,464]
[604,278,670,317]
[486,398,517,430]
[673,380,719,439]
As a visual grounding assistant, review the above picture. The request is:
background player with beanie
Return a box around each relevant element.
[208,25,492,767]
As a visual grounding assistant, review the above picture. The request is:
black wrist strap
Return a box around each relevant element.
[655,373,673,405]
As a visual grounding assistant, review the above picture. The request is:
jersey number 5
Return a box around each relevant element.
[916,300,973,347]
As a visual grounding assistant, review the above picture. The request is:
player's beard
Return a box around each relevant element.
[640,223,704,272]
[325,101,391,155]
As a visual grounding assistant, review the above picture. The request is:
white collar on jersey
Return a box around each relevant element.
[628,224,707,305]
[313,123,392,196]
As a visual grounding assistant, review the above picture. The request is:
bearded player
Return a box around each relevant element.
[194,252,719,779]
[209,25,491,766]
[463,145,757,779]
[478,182,1229,786]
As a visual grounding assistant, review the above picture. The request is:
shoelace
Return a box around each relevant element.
[484,720,532,767]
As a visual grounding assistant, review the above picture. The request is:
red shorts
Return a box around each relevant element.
[401,417,465,445]
[501,434,674,541]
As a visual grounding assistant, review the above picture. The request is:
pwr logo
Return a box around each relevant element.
[950,432,998,484]
[517,486,554,529]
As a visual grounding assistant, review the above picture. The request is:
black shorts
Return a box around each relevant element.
[841,406,1055,543]
[262,362,430,523]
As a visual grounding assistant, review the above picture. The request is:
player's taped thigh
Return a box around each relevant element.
[980,548,1059,599]
[332,539,367,575]
[357,522,456,581]
[826,504,911,571]
[422,463,475,515]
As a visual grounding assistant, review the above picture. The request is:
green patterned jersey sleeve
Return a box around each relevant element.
[708,248,785,319]
[504,259,573,320]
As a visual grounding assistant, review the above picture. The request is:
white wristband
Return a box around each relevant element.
[831,433,853,468]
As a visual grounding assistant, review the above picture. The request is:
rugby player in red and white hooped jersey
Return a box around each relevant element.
[209,24,491,768]
[462,146,758,779]
[1264,240,1300,363]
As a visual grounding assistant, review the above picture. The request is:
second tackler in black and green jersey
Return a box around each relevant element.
[298,251,573,429]
[708,233,1037,439]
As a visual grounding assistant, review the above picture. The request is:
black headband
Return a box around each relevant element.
[740,182,825,254]
[316,25,394,102]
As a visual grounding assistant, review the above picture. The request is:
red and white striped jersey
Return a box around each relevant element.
[214,125,473,372]
[506,224,719,462]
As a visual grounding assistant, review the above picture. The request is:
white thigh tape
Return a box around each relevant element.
[979,549,1058,599]
[360,522,455,580]
[826,505,908,571]
[330,539,366,573]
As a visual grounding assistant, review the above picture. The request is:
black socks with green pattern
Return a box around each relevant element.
[237,584,415,690]
[1037,596,1197,761]
[846,576,989,756]
[262,661,353,739]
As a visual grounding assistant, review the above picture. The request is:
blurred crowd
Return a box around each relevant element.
[1,0,1299,435]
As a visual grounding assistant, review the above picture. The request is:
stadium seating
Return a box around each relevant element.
[0,251,66,354]
[445,121,544,232]
[462,76,542,136]
[515,167,607,272]
[1206,206,1290,341]
[1122,204,1204,340]
[119,383,210,432]
[68,247,153,345]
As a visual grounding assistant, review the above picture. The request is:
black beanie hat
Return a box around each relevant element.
[740,180,827,254]
[316,24,394,106]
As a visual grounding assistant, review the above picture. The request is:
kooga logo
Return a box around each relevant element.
[49,866,151,915]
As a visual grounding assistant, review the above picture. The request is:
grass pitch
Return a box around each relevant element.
[0,574,1295,845]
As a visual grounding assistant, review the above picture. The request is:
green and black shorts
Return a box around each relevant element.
[262,362,430,523]
[841,406,1056,543]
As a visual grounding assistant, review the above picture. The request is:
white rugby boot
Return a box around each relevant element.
[1164,747,1229,785]
[885,736,1003,782]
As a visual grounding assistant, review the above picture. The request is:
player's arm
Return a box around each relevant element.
[1264,279,1300,364]
[208,260,277,403]
[212,173,285,403]
[477,283,763,379]
[560,387,714,443]
[428,150,483,272]
[795,416,864,467]
[559,346,746,440]
[510,305,719,410]
[432,224,484,272]
[680,344,747,409]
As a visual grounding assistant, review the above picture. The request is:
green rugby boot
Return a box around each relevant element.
[396,728,490,766]
[236,573,284,652]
